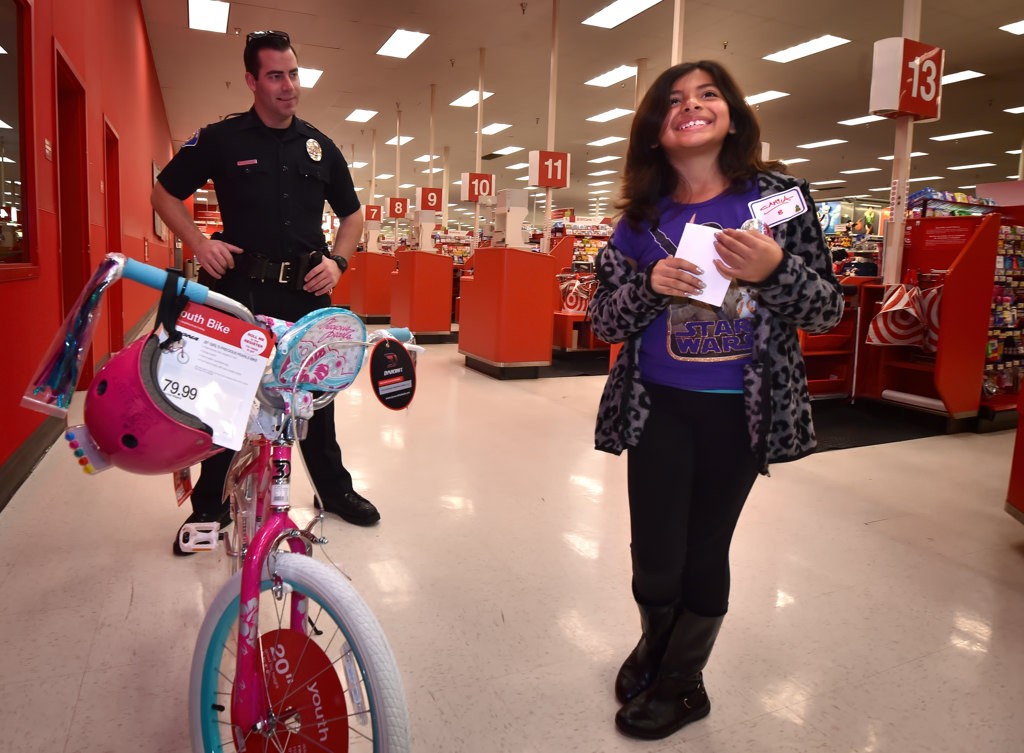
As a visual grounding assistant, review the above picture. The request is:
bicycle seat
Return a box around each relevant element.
[262,308,367,393]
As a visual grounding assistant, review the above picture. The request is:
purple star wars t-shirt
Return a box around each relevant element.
[610,186,760,392]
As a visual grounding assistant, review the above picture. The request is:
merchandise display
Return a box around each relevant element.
[984,223,1024,406]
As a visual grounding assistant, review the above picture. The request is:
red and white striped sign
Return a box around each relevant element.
[866,284,942,351]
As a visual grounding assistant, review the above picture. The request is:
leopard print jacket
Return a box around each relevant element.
[590,172,844,474]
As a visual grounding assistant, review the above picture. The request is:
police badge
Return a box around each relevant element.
[306,138,322,161]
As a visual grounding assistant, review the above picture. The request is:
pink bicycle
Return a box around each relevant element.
[23,253,413,752]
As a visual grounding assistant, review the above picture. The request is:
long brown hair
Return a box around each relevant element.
[618,60,783,230]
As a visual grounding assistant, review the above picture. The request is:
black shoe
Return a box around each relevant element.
[615,602,677,703]
[614,675,710,740]
[320,490,380,526]
[172,507,232,556]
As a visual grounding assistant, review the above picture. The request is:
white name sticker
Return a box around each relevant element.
[748,187,807,228]
[156,303,273,451]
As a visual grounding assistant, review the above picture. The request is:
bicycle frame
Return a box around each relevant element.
[232,438,311,739]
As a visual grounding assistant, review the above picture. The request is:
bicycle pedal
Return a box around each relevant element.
[178,522,221,553]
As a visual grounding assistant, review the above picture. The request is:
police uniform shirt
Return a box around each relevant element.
[158,108,360,262]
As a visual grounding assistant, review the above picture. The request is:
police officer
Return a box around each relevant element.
[152,29,379,556]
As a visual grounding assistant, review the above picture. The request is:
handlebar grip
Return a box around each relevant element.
[123,258,210,304]
[386,327,413,342]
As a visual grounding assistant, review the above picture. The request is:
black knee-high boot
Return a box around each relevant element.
[614,608,724,740]
[614,601,677,703]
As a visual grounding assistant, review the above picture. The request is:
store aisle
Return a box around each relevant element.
[1,343,1023,753]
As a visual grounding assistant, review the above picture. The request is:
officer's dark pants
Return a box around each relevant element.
[189,266,354,515]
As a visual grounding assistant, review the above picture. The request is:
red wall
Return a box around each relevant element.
[0,0,176,467]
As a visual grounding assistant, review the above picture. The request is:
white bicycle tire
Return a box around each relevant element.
[189,552,411,752]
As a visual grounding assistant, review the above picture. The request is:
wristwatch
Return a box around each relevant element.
[326,253,348,274]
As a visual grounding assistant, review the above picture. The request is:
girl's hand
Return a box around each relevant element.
[713,227,783,284]
[650,257,706,297]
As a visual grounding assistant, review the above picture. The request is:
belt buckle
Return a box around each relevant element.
[277,261,293,284]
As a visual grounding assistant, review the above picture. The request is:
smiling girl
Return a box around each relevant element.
[589,61,844,740]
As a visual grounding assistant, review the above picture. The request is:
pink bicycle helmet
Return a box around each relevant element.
[83,335,221,474]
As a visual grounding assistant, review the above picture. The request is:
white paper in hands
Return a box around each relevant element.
[674,222,732,308]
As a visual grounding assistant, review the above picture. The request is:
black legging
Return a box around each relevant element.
[626,383,759,617]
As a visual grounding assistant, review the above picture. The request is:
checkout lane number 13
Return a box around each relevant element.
[908,55,939,102]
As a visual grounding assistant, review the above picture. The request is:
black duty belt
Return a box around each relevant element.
[244,251,321,290]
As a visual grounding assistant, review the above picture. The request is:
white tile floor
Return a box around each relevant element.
[2,342,1024,753]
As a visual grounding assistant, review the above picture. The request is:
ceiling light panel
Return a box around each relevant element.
[385,136,414,145]
[589,170,617,176]
[745,91,790,106]
[588,155,621,163]
[376,30,429,59]
[450,90,494,107]
[999,20,1024,35]
[587,108,633,123]
[480,123,511,135]
[582,0,663,29]
[763,35,850,63]
[588,136,626,147]
[297,68,322,88]
[1005,106,1024,115]
[797,139,847,149]
[840,167,882,174]
[929,130,992,141]
[947,163,996,170]
[492,146,524,155]
[413,154,441,162]
[838,115,885,126]
[779,157,809,164]
[346,109,377,123]
[940,70,984,85]
[188,0,228,33]
[878,152,927,160]
[586,65,638,87]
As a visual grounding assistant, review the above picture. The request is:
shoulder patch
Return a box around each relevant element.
[181,128,201,148]
[298,118,325,135]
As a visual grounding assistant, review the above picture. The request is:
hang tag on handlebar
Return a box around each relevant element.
[368,339,416,410]
[156,302,274,450]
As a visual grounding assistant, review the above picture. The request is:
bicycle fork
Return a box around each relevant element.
[232,440,309,744]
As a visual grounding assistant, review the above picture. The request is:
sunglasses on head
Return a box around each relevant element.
[245,30,290,45]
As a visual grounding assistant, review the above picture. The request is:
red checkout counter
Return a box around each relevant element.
[389,250,454,338]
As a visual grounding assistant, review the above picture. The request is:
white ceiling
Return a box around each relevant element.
[140,0,1024,227]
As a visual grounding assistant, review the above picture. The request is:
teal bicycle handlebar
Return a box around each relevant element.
[123,258,210,303]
